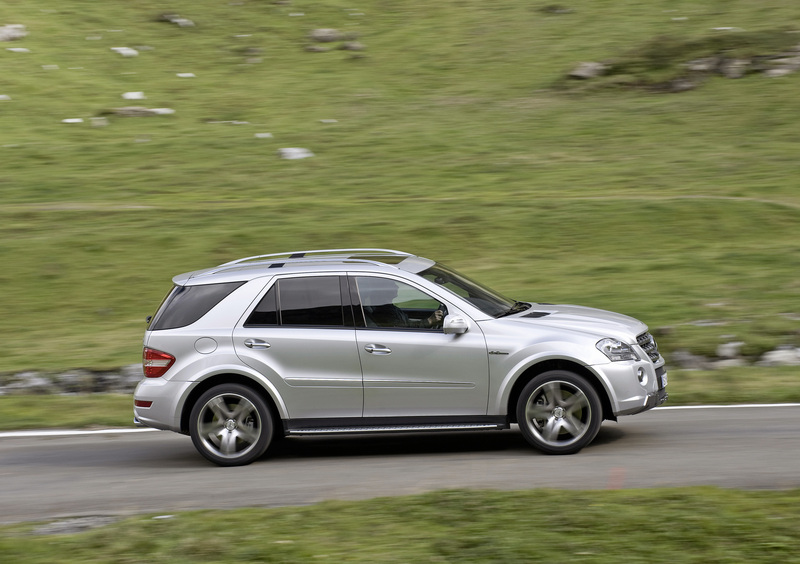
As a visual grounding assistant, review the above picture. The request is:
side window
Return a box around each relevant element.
[280,277,344,326]
[150,282,245,331]
[355,277,442,330]
[246,277,346,327]
[245,285,277,326]
[421,272,470,299]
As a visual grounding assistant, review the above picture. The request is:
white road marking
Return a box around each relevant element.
[0,428,160,438]
[655,403,800,410]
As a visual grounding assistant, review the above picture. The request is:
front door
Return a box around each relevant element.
[351,275,489,417]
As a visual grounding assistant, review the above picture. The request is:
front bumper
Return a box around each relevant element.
[594,360,668,417]
[618,386,668,416]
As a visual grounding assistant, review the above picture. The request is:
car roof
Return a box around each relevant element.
[173,249,436,286]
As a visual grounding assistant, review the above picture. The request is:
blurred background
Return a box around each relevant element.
[1,0,799,403]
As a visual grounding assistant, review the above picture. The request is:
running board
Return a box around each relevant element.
[286,423,506,436]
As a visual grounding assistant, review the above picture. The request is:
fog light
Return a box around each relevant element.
[637,368,647,385]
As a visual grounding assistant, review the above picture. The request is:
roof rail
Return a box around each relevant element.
[217,248,412,268]
[183,249,433,281]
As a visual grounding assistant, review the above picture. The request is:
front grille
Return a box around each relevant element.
[637,332,661,362]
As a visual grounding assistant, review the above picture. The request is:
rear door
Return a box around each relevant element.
[233,275,363,419]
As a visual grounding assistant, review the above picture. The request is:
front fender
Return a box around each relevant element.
[488,340,611,415]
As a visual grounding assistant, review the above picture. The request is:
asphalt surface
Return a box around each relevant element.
[1,405,799,524]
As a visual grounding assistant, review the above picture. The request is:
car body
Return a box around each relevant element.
[134,249,667,465]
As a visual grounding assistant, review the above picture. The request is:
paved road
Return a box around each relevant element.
[1,405,799,524]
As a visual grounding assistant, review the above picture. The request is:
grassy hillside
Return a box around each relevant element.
[1,0,799,373]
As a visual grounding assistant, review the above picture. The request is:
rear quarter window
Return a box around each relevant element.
[149,282,245,330]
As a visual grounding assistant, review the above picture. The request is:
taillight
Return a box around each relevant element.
[143,347,175,378]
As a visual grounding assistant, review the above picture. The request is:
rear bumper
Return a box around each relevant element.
[133,377,192,432]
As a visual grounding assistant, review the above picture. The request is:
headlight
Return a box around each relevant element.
[596,338,640,362]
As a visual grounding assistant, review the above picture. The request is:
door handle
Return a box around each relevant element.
[244,338,271,349]
[364,344,391,355]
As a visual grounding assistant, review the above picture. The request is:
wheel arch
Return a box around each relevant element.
[506,359,615,424]
[180,373,285,436]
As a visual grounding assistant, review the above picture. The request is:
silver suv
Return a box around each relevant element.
[134,249,667,466]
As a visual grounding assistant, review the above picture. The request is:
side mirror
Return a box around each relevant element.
[443,314,469,335]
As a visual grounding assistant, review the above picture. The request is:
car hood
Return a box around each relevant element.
[500,303,648,341]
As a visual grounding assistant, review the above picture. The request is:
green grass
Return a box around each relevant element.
[666,366,800,405]
[1,0,799,383]
[3,488,800,562]
[0,394,133,430]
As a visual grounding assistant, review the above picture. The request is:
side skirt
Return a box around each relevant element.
[283,416,509,436]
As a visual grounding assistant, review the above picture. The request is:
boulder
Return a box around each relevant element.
[111,106,174,117]
[3,372,55,395]
[685,57,719,72]
[671,350,711,370]
[309,28,343,43]
[158,13,195,27]
[340,41,365,51]
[756,347,800,367]
[716,341,745,359]
[0,24,27,42]
[765,68,795,78]
[278,148,314,159]
[568,62,607,79]
[666,78,698,93]
[95,364,142,393]
[111,47,138,57]
[718,58,750,78]
[55,369,94,394]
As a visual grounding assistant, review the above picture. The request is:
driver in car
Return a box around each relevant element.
[359,279,444,329]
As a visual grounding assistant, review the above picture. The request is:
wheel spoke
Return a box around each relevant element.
[541,417,561,442]
[206,397,233,420]
[230,400,256,421]
[525,402,552,422]
[542,382,564,406]
[560,413,586,439]
[199,420,224,439]
[219,430,238,454]
[563,391,588,412]
[236,425,260,446]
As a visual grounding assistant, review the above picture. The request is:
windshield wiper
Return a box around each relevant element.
[497,301,531,318]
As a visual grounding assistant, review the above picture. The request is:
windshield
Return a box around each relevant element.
[419,263,518,317]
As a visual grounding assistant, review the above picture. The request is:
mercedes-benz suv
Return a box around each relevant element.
[134,249,667,466]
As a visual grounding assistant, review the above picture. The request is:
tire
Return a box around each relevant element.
[189,383,274,466]
[516,370,603,455]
